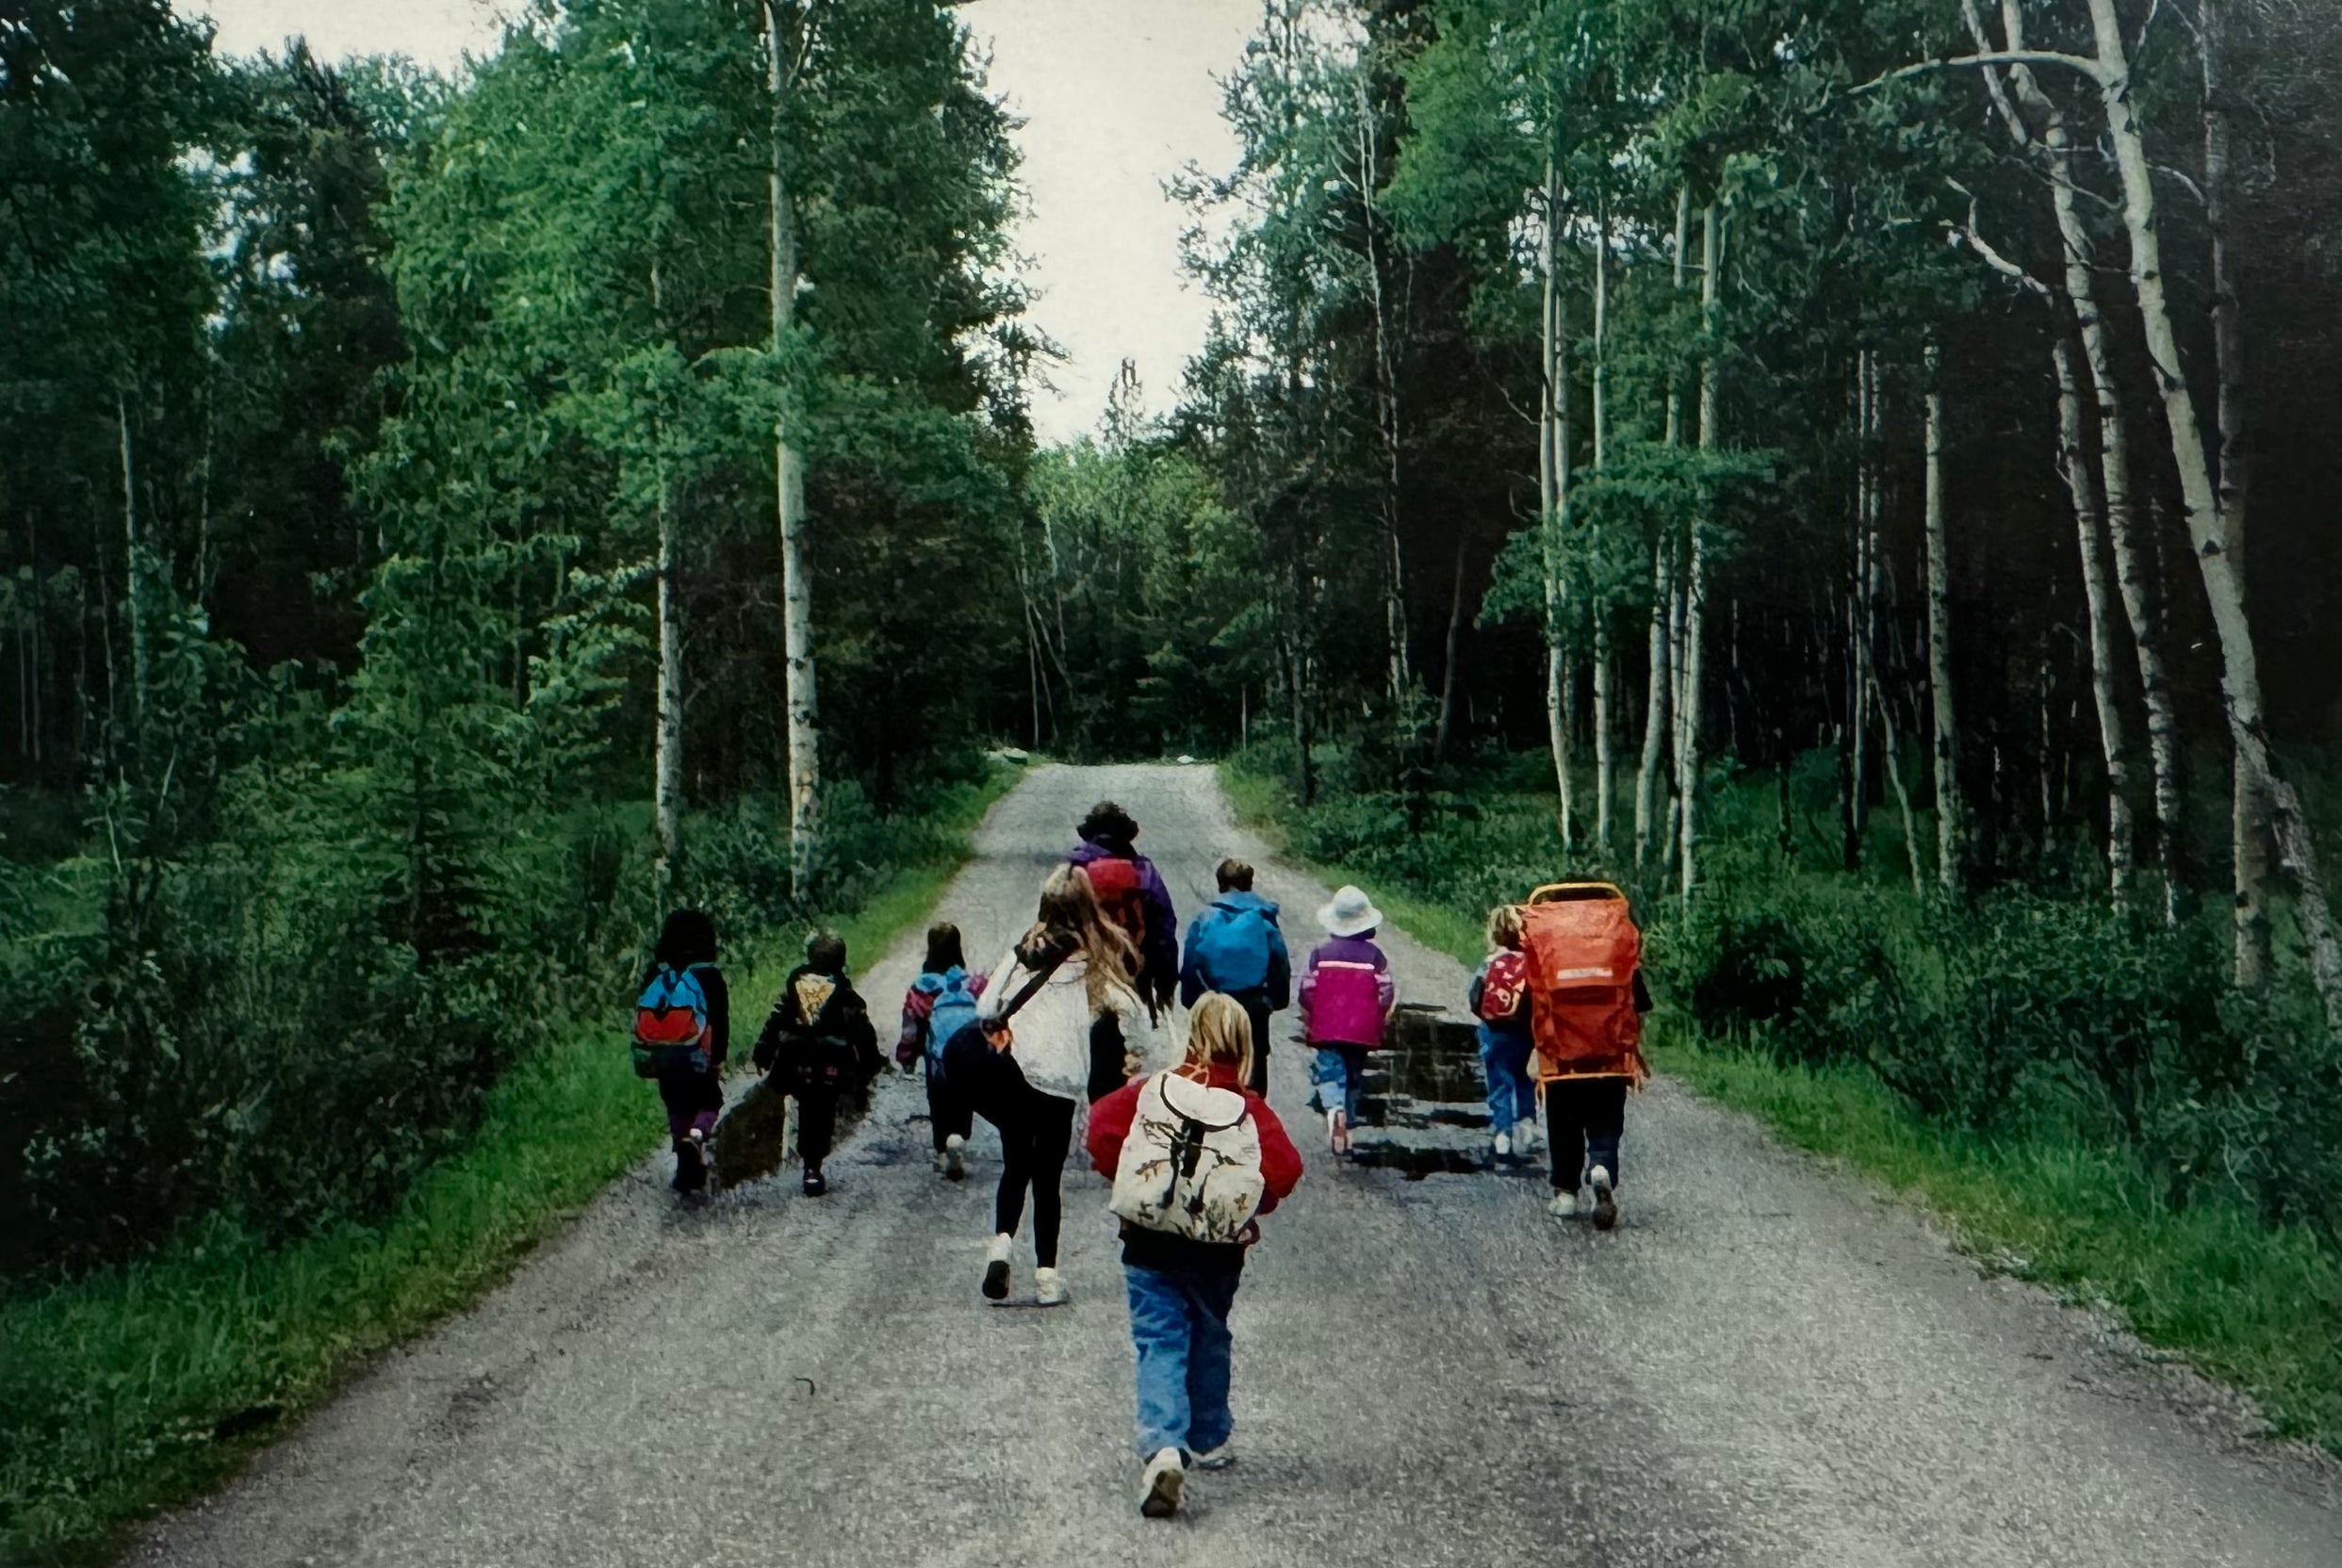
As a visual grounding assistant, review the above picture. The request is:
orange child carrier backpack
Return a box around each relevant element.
[1521,883,1645,1081]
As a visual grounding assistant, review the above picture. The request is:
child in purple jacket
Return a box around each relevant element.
[1297,885,1397,1156]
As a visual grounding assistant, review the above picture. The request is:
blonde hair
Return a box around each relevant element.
[1184,992,1255,1086]
[1026,863,1142,1009]
[1486,904,1527,952]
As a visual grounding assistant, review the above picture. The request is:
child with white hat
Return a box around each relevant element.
[1296,885,1398,1155]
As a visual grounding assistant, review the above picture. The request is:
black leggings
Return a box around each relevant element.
[992,1086,1078,1267]
[926,1074,974,1153]
[1547,1077,1628,1191]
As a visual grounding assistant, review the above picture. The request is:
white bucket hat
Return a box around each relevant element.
[1317,885,1384,939]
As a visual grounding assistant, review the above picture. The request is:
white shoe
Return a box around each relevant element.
[933,1147,951,1175]
[1034,1266,1066,1307]
[1589,1166,1618,1231]
[982,1233,1012,1301]
[1492,1131,1513,1160]
[1139,1446,1185,1518]
[943,1133,967,1182]
[1548,1189,1580,1218]
[1190,1442,1234,1470]
[1513,1119,1539,1154]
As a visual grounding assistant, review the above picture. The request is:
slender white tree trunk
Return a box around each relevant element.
[1633,541,1671,865]
[767,1,820,894]
[1849,352,1876,856]
[655,466,685,885]
[117,391,148,735]
[1923,344,1965,892]
[2049,331,2134,899]
[1540,157,1571,842]
[1679,202,1721,898]
[1876,676,1924,896]
[2085,0,2340,1021]
[1590,208,1613,850]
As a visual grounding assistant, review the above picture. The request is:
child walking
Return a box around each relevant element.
[1468,905,1539,1163]
[1297,884,1396,1156]
[1087,993,1302,1519]
[753,931,881,1198]
[896,922,985,1182]
[1179,858,1292,1097]
[637,909,729,1197]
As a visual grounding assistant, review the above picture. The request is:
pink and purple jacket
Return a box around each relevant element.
[1297,935,1397,1049]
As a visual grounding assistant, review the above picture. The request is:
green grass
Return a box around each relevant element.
[0,765,1015,1568]
[1226,758,2342,1458]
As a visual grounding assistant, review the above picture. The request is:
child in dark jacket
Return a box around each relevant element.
[895,922,987,1182]
[1179,858,1292,1097]
[647,909,729,1196]
[754,931,880,1198]
[1088,993,1303,1519]
[1297,884,1397,1156]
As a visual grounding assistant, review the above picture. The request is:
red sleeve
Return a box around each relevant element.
[903,988,935,1021]
[970,973,989,997]
[1245,1092,1304,1214]
[1086,1080,1144,1177]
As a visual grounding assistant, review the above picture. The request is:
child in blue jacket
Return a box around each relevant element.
[1178,858,1292,1096]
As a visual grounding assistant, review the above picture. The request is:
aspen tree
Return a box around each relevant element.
[764,0,820,894]
[1923,341,1967,893]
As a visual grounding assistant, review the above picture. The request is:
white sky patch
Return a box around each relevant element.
[191,0,1257,447]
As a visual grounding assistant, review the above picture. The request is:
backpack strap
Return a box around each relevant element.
[995,947,1072,1025]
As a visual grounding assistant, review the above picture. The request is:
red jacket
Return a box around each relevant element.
[1089,1062,1302,1274]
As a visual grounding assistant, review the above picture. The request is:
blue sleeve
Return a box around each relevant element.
[1267,925,1292,1011]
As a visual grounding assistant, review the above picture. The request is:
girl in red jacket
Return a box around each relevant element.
[1088,992,1303,1519]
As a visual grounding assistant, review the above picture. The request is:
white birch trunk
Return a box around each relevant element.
[1923,344,1965,892]
[1679,203,1720,898]
[1876,676,1924,896]
[117,392,148,734]
[1633,540,1671,866]
[767,1,820,894]
[1356,72,1410,709]
[2051,332,2134,899]
[1540,158,1571,842]
[1590,208,1613,850]
[2084,0,2341,1019]
[655,468,685,886]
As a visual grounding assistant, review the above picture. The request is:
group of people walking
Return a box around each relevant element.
[628,798,1649,1518]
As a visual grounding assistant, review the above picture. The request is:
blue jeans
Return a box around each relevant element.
[1124,1265,1241,1459]
[1307,1044,1368,1123]
[1478,1025,1537,1133]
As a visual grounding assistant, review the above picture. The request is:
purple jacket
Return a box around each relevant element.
[1067,838,1179,1007]
[1297,935,1396,1049]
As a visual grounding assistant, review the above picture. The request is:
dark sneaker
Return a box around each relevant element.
[802,1167,827,1198]
[673,1136,706,1194]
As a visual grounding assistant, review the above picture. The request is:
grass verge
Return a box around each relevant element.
[1223,759,2342,1457]
[0,765,1018,1567]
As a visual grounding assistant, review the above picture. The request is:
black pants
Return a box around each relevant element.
[1547,1077,1628,1192]
[992,1085,1078,1267]
[926,1072,974,1152]
[793,1084,841,1168]
[1226,988,1275,1097]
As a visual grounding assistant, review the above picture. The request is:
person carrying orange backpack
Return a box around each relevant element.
[1519,884,1653,1229]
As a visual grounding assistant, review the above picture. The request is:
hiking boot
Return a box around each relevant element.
[802,1167,828,1198]
[944,1133,967,1182]
[982,1233,1012,1301]
[1034,1266,1066,1308]
[1138,1447,1185,1518]
[1548,1188,1580,1219]
[1189,1443,1234,1471]
[1589,1166,1618,1231]
[672,1135,706,1194]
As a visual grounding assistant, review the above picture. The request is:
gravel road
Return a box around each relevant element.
[131,763,2342,1568]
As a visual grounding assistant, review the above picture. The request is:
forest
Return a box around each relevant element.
[3,0,2341,1549]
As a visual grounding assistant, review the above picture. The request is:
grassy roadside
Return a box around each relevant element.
[1222,760,2342,1456]
[0,766,1019,1567]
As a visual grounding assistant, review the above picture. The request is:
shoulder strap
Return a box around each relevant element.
[996,947,1072,1024]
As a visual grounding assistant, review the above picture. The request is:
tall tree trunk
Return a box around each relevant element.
[1356,70,1410,710]
[2051,332,2134,899]
[1540,157,1571,841]
[1433,539,1465,763]
[1876,676,1924,896]
[1679,202,1721,898]
[1988,0,2183,921]
[766,1,820,894]
[1590,203,1613,850]
[117,391,148,737]
[1849,352,1877,858]
[1633,540,1671,865]
[2083,0,2341,1020]
[654,459,685,887]
[1923,343,1966,892]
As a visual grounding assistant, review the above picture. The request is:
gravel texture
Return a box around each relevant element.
[129,762,2342,1568]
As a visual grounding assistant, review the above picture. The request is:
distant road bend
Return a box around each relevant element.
[134,764,2342,1568]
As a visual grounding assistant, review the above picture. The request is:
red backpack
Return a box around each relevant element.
[1521,883,1644,1078]
[1079,857,1149,945]
[1477,950,1531,1023]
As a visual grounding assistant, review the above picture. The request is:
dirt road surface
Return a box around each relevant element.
[132,763,2342,1567]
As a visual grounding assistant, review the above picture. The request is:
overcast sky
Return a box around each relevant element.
[191,0,1256,444]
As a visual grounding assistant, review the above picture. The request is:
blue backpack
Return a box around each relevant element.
[924,968,982,1082]
[631,965,711,1078]
[1188,900,1276,993]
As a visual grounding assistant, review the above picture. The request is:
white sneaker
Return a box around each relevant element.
[943,1133,967,1182]
[1139,1446,1185,1518]
[981,1233,1012,1301]
[1589,1166,1618,1231]
[1548,1189,1580,1219]
[1492,1131,1513,1160]
[1190,1442,1234,1470]
[1034,1266,1066,1307]
[1512,1119,1539,1154]
[933,1147,951,1175]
